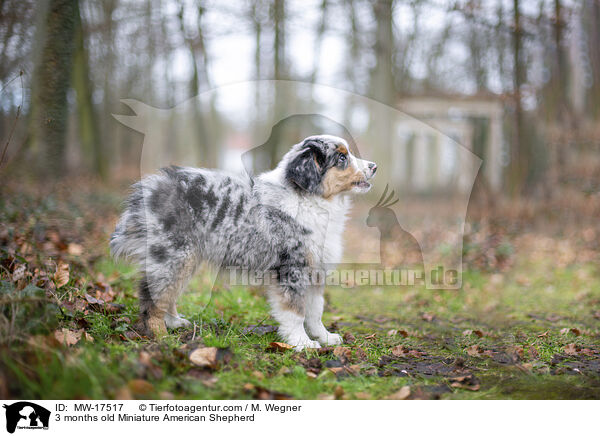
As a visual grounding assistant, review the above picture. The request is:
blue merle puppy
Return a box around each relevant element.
[110,135,377,349]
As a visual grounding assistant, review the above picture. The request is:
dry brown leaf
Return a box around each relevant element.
[266,342,294,352]
[12,264,26,282]
[466,345,482,357]
[53,261,69,288]
[67,243,84,256]
[391,345,408,356]
[537,331,549,338]
[462,329,484,337]
[114,387,133,400]
[559,327,581,336]
[421,313,435,322]
[127,379,154,396]
[333,346,352,363]
[449,374,480,391]
[189,347,219,367]
[342,332,356,344]
[334,385,345,400]
[528,346,539,359]
[364,333,376,340]
[507,345,524,359]
[388,329,409,337]
[54,328,81,346]
[386,385,411,400]
[355,347,367,361]
[563,343,578,355]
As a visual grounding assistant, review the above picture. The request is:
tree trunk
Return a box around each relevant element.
[29,0,78,176]
[369,0,395,106]
[73,0,106,179]
[270,0,286,168]
[508,0,526,196]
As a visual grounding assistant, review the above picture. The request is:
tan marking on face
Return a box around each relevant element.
[336,145,348,155]
[321,163,366,198]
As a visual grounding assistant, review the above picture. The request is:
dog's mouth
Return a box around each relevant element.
[353,180,371,188]
[352,180,372,190]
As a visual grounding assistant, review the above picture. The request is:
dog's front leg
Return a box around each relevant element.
[267,287,321,350]
[304,287,343,346]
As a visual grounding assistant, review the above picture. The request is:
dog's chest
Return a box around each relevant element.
[294,197,348,266]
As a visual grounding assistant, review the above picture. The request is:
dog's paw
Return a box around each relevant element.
[165,314,192,329]
[290,338,321,351]
[319,332,343,346]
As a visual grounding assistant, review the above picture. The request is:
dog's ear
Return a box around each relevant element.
[285,146,324,194]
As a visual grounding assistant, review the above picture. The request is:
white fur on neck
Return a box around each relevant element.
[257,166,351,266]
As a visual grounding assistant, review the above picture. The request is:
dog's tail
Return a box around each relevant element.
[110,180,149,263]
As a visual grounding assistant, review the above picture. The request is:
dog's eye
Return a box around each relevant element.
[338,154,347,164]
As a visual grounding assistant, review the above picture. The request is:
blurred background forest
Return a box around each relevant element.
[2,1,600,401]
[0,0,599,199]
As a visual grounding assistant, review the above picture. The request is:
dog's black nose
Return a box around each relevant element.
[369,163,377,174]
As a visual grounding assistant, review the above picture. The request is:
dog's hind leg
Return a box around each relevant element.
[139,254,197,336]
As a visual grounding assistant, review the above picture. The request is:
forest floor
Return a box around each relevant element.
[1,177,599,400]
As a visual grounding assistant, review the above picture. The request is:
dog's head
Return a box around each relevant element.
[283,135,377,198]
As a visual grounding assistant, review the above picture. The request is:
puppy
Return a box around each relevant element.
[110,134,377,349]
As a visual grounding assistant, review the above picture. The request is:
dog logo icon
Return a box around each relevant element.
[3,402,50,433]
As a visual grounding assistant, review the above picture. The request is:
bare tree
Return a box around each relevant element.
[73,0,105,178]
[29,0,78,175]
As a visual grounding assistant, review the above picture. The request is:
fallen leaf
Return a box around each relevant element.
[516,363,533,372]
[189,347,231,368]
[54,328,81,346]
[391,345,408,356]
[342,332,356,344]
[355,347,367,361]
[127,379,154,396]
[252,386,292,400]
[563,343,578,355]
[529,346,539,359]
[466,345,482,357]
[386,385,411,400]
[449,374,480,391]
[507,345,524,360]
[462,329,484,337]
[364,333,376,340]
[388,329,409,337]
[114,387,133,400]
[12,264,26,282]
[421,313,435,322]
[53,262,69,288]
[267,342,294,352]
[67,243,83,256]
[333,346,352,364]
[334,385,345,400]
[537,331,549,338]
